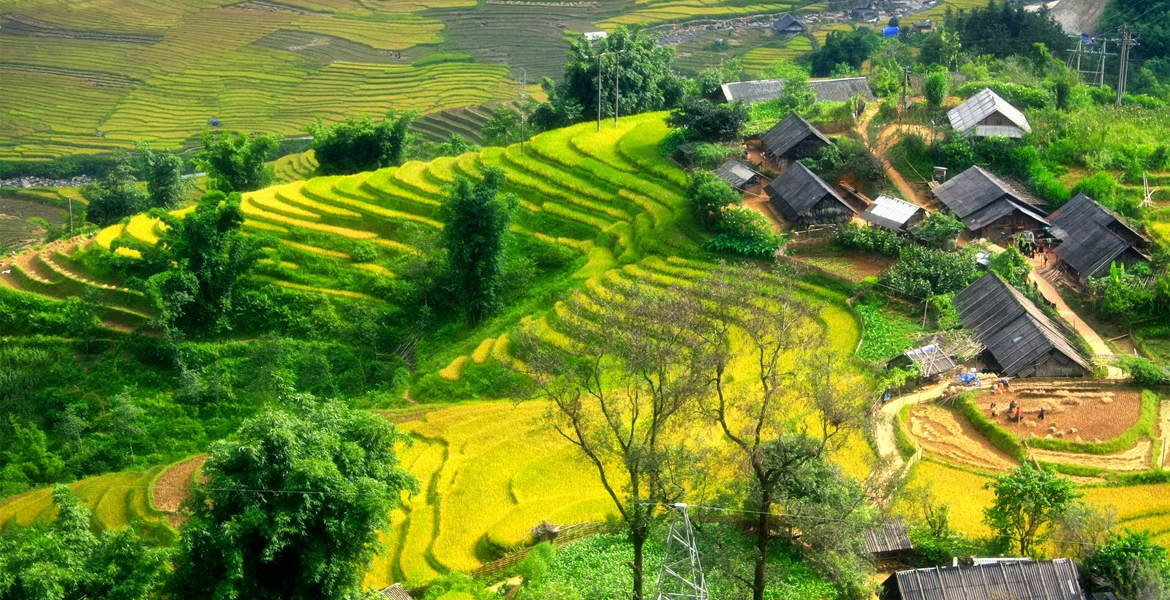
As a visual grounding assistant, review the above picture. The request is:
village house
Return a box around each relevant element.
[765,161,857,227]
[947,88,1032,139]
[772,14,806,37]
[859,195,924,231]
[718,77,874,105]
[1048,192,1152,283]
[882,558,1087,600]
[954,272,1091,378]
[864,518,915,566]
[931,165,1050,238]
[713,159,758,191]
[759,112,833,165]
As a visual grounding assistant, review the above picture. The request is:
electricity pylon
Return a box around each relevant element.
[655,504,709,600]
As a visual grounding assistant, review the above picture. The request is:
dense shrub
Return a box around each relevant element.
[667,99,749,142]
[704,205,785,258]
[686,171,741,228]
[1116,356,1170,387]
[309,111,417,175]
[910,212,964,249]
[881,245,980,299]
[954,81,1052,109]
[923,72,949,107]
[835,222,904,257]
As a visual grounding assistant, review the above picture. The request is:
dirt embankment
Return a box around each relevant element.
[152,455,207,528]
[1050,0,1110,36]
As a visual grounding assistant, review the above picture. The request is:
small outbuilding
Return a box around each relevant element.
[948,88,1032,139]
[931,165,1050,237]
[772,14,806,36]
[881,558,1086,600]
[954,272,1091,378]
[893,342,959,377]
[760,112,833,164]
[859,195,924,231]
[380,584,414,600]
[1048,192,1151,282]
[719,77,874,104]
[714,159,758,190]
[765,162,857,227]
[864,518,914,565]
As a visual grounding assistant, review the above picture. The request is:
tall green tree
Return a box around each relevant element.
[132,191,268,333]
[0,486,170,600]
[1084,529,1170,598]
[198,131,278,193]
[80,154,148,226]
[308,110,418,175]
[440,167,517,323]
[923,71,949,107]
[983,463,1081,556]
[808,27,881,77]
[168,398,416,600]
[667,99,749,142]
[137,143,188,209]
[687,170,741,229]
[481,105,521,147]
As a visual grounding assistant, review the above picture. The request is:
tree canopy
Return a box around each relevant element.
[309,110,418,175]
[667,99,750,142]
[80,154,148,226]
[983,462,1081,556]
[947,0,1070,59]
[0,486,170,600]
[808,27,881,77]
[168,398,416,600]
[198,131,278,193]
[137,143,188,210]
[440,167,518,323]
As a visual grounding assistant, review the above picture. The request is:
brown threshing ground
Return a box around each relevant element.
[973,386,1141,444]
[153,455,207,528]
[909,404,1018,472]
[1030,440,1153,472]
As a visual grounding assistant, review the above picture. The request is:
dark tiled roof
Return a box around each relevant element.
[933,166,1049,230]
[953,272,1089,376]
[865,518,913,554]
[773,14,805,31]
[714,159,755,189]
[860,195,922,230]
[890,558,1085,600]
[720,77,874,104]
[765,162,854,221]
[1050,193,1150,278]
[760,112,832,158]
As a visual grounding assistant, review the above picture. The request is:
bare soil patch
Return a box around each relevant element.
[1031,440,1152,472]
[788,248,895,283]
[909,403,1018,471]
[973,384,1141,444]
[153,455,207,528]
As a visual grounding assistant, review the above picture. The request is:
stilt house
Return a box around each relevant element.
[1048,193,1151,282]
[932,166,1050,237]
[765,162,857,227]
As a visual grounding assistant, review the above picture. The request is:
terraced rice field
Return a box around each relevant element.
[0,2,534,159]
[0,467,168,534]
[599,0,815,29]
[742,37,815,76]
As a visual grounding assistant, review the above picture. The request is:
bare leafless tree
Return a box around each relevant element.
[518,279,712,600]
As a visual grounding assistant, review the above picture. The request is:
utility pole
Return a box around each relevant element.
[614,54,620,127]
[900,66,910,120]
[1116,25,1134,106]
[596,49,626,131]
[517,67,527,156]
[67,196,74,235]
[1098,38,1107,87]
[656,504,709,600]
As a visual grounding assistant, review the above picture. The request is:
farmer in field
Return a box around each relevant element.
[1038,407,1045,420]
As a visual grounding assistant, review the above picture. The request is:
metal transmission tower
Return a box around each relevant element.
[655,504,709,600]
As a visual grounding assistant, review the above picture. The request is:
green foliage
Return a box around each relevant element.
[482,105,522,147]
[538,26,681,129]
[411,360,533,402]
[855,300,923,363]
[133,191,268,334]
[801,140,886,194]
[834,222,903,258]
[1116,358,1170,387]
[704,206,785,258]
[923,72,948,107]
[988,247,1031,289]
[0,486,171,600]
[909,212,963,249]
[80,154,148,226]
[955,394,1027,460]
[168,398,416,600]
[983,462,1081,556]
[1071,172,1117,205]
[689,142,743,170]
[0,419,65,497]
[309,111,418,176]
[893,404,917,461]
[198,131,278,193]
[666,99,749,142]
[692,58,744,99]
[687,170,741,229]
[136,143,188,210]
[518,542,556,586]
[422,573,495,600]
[953,81,1052,109]
[809,27,882,77]
[1084,529,1170,598]
[350,241,379,263]
[1085,263,1169,325]
[441,167,518,323]
[435,134,482,158]
[881,245,980,299]
[946,0,1070,60]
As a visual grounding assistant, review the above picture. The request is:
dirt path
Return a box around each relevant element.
[870,380,951,489]
[1025,255,1123,378]
[854,107,931,208]
[1160,399,1170,468]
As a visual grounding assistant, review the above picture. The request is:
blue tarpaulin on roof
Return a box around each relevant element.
[883,26,899,37]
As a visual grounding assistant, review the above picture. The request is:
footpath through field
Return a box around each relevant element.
[854,105,932,209]
[868,379,951,495]
[1024,254,1124,378]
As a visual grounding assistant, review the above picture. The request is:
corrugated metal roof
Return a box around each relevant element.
[932,166,1049,230]
[953,272,1090,376]
[765,161,854,222]
[720,77,875,104]
[947,88,1031,134]
[903,343,958,376]
[860,195,922,229]
[760,112,832,159]
[891,558,1085,600]
[864,518,914,554]
[380,584,414,600]
[1050,193,1150,278]
[714,159,755,189]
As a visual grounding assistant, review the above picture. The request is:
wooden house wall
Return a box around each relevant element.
[977,112,1017,127]
[782,135,829,161]
[978,208,1043,237]
[1015,352,1089,378]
